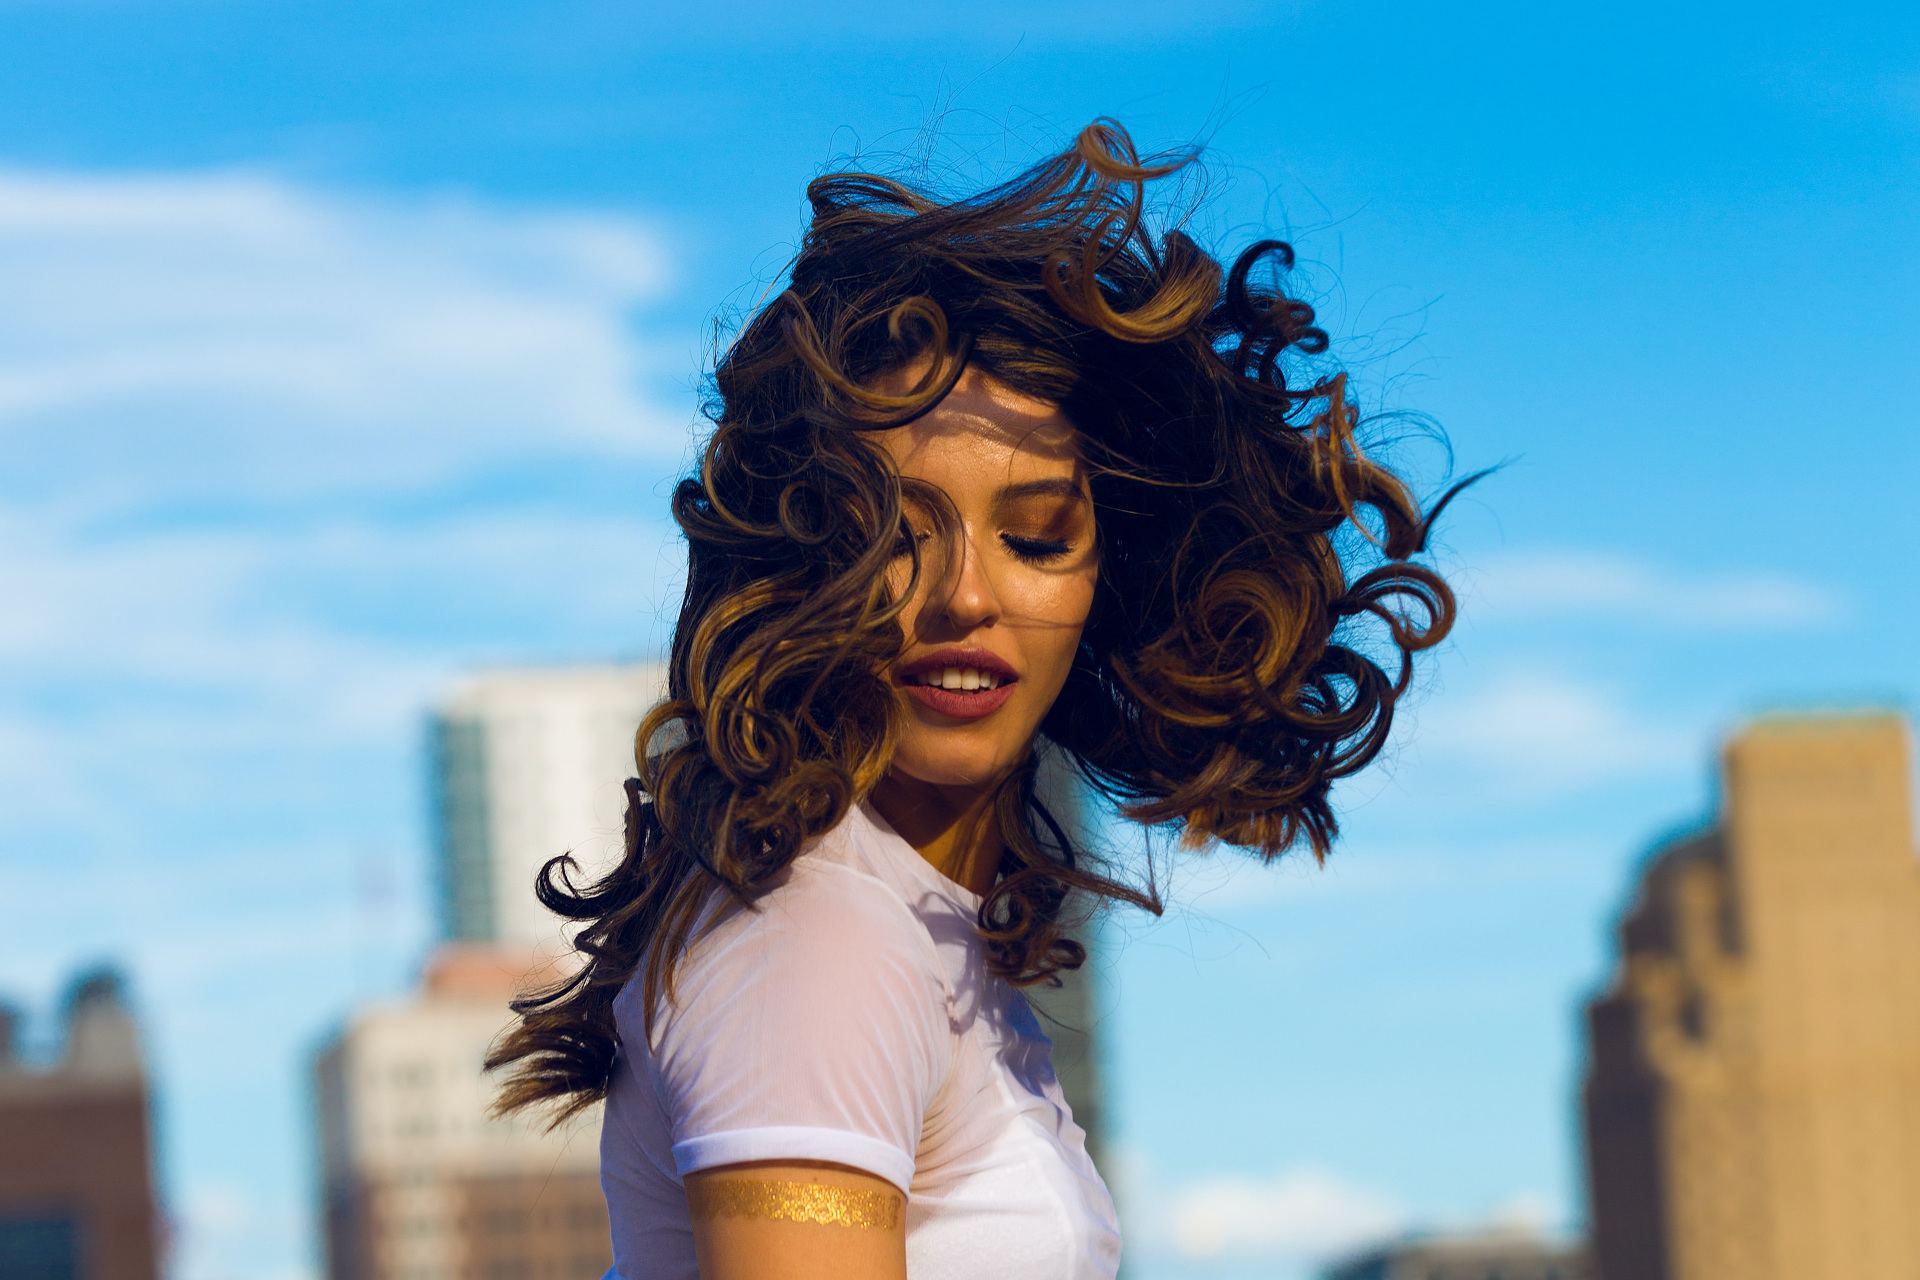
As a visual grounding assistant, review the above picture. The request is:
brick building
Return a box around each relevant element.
[0,968,160,1280]
[316,946,609,1280]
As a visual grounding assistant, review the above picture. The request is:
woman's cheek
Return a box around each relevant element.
[1026,579,1095,683]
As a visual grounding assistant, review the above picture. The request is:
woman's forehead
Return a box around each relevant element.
[872,364,1080,474]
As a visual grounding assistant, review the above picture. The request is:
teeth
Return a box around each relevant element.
[919,667,1001,691]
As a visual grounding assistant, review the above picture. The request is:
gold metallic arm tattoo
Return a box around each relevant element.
[686,1178,903,1230]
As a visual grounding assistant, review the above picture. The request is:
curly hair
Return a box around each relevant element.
[488,120,1470,1120]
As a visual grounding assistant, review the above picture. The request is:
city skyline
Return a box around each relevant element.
[0,4,1912,1279]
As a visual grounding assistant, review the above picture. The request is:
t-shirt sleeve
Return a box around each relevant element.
[647,864,952,1194]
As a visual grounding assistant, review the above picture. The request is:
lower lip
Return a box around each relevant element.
[901,681,1017,721]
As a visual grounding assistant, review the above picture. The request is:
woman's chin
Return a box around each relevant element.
[885,749,1022,793]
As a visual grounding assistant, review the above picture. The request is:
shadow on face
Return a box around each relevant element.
[869,361,1100,793]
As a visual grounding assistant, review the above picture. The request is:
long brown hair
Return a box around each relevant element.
[488,121,1471,1120]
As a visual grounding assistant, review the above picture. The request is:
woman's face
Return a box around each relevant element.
[872,363,1099,792]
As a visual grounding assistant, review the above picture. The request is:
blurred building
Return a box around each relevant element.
[317,660,1119,1279]
[320,664,667,1280]
[1024,744,1114,1174]
[1325,1230,1592,1280]
[316,946,609,1280]
[1025,957,1108,1171]
[428,664,1111,1165]
[1583,713,1920,1280]
[0,967,160,1280]
[433,665,668,948]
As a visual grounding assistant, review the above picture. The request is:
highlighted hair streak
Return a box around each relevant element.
[488,120,1475,1122]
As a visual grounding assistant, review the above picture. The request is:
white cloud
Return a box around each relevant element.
[176,1182,316,1280]
[1153,1166,1404,1264]
[0,502,674,691]
[0,167,683,498]
[1465,549,1843,629]
[0,168,693,1280]
[1486,1190,1562,1236]
[0,169,693,843]
[1134,828,1617,921]
[1409,669,1699,797]
[1113,1153,1574,1280]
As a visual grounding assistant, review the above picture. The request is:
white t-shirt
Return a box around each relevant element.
[598,801,1122,1280]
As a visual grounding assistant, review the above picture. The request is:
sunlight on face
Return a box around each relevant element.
[870,362,1099,791]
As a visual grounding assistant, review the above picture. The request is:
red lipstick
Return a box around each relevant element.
[895,647,1019,722]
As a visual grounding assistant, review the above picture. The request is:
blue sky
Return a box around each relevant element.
[0,2,1914,1278]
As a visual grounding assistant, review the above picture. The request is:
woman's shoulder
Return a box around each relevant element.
[735,842,932,958]
[721,800,967,943]
[743,804,932,934]
[617,806,952,1040]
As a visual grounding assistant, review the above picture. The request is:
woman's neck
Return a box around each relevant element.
[866,771,1003,897]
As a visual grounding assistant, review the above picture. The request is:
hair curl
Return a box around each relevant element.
[488,120,1472,1120]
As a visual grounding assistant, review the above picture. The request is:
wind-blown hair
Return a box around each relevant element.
[489,121,1467,1120]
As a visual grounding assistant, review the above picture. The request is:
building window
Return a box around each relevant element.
[434,715,496,942]
[392,1062,432,1088]
[0,1214,80,1280]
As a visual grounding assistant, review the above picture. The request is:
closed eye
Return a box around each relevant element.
[1001,533,1072,564]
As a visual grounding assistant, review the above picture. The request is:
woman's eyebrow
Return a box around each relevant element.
[995,478,1086,502]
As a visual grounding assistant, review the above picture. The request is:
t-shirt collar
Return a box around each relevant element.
[854,798,986,910]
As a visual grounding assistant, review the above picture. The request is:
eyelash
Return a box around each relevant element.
[1001,534,1072,564]
[892,529,1073,564]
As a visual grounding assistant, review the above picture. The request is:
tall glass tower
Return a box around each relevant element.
[429,664,667,947]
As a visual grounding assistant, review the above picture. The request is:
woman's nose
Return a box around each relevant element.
[928,529,1002,633]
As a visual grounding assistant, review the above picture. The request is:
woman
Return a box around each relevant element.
[488,120,1464,1280]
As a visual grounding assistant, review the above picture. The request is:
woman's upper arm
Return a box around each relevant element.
[654,868,945,1278]
[686,1160,907,1280]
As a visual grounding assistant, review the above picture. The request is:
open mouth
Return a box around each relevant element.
[902,666,1008,692]
[896,652,1018,720]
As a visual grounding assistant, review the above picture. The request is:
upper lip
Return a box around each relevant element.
[895,646,1019,684]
